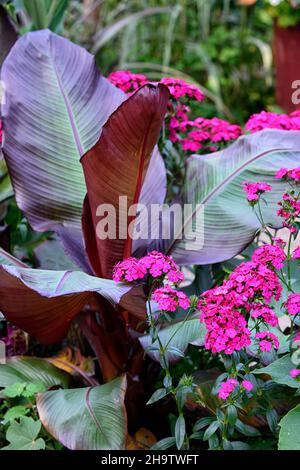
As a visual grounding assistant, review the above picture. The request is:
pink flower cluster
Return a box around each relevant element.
[226,261,282,305]
[276,166,300,182]
[159,77,204,102]
[198,257,282,355]
[217,378,253,400]
[113,251,184,284]
[178,117,242,153]
[218,378,238,400]
[242,181,272,204]
[245,110,300,133]
[285,293,300,316]
[255,331,279,352]
[107,71,205,103]
[107,70,148,94]
[152,285,190,312]
[139,251,184,283]
[250,303,278,327]
[252,244,286,270]
[290,369,300,379]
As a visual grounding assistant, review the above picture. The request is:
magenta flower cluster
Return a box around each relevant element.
[242,181,272,204]
[171,116,242,153]
[252,244,286,270]
[198,253,282,355]
[113,251,184,284]
[152,285,190,312]
[217,378,253,401]
[113,252,189,313]
[285,294,300,316]
[245,110,300,133]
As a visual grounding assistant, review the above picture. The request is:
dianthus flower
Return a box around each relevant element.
[245,110,300,133]
[159,77,204,102]
[285,293,300,316]
[276,166,300,182]
[290,369,300,379]
[218,378,238,400]
[203,306,251,354]
[242,380,253,392]
[292,247,300,260]
[255,331,279,352]
[226,261,282,304]
[252,244,286,270]
[152,286,190,312]
[242,181,272,204]
[112,257,147,282]
[250,303,278,327]
[107,70,148,93]
[140,251,184,283]
[178,117,242,153]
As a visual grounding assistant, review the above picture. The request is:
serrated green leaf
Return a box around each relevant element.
[2,417,45,450]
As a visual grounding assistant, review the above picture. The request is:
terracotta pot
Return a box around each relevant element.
[273,22,300,112]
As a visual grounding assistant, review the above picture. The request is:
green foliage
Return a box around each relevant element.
[1,416,45,450]
[254,355,300,389]
[278,404,300,450]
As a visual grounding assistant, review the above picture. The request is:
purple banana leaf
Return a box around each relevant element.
[1,29,126,272]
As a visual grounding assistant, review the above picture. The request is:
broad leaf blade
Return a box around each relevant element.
[0,356,70,389]
[37,376,127,450]
[1,30,125,271]
[253,354,300,389]
[278,404,300,450]
[0,265,132,343]
[81,84,169,278]
[139,318,206,363]
[169,130,300,264]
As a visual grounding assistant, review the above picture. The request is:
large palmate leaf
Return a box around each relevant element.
[1,29,125,272]
[0,356,70,389]
[81,84,169,278]
[0,6,17,66]
[0,265,133,343]
[278,404,300,450]
[37,376,127,450]
[139,318,206,363]
[169,130,300,264]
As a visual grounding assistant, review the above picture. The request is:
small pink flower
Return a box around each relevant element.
[112,257,147,282]
[152,286,190,312]
[159,77,204,102]
[242,181,272,205]
[289,369,300,379]
[242,380,253,392]
[255,331,279,352]
[285,294,300,316]
[218,378,238,400]
[252,244,286,270]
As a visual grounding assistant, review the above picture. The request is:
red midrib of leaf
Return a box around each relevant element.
[123,116,154,259]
